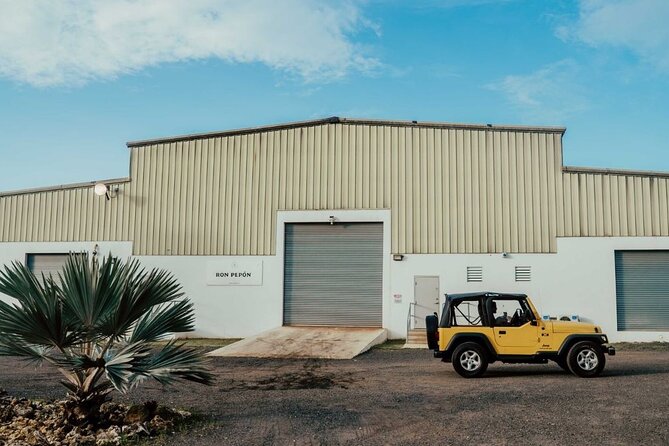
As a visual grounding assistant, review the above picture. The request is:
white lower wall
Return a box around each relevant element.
[135,255,283,338]
[389,237,669,342]
[1,236,669,342]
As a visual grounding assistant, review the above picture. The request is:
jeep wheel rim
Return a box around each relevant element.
[460,350,481,371]
[577,349,599,371]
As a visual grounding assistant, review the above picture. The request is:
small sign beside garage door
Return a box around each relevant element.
[206,259,263,286]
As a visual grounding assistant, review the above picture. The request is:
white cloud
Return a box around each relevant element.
[487,59,589,124]
[559,0,669,72]
[0,0,378,87]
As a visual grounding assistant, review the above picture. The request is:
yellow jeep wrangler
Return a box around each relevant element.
[425,292,616,378]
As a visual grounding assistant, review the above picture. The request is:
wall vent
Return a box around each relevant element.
[466,266,483,282]
[515,266,531,282]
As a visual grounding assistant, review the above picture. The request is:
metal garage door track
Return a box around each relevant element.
[207,326,387,359]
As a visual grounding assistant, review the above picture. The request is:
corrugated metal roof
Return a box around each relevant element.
[563,166,669,179]
[0,177,130,198]
[125,116,567,147]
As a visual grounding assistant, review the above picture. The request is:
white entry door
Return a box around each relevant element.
[413,276,440,329]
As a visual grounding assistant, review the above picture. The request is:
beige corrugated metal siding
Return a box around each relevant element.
[1,119,666,255]
[0,181,131,244]
[0,122,564,255]
[561,171,669,237]
[125,123,565,255]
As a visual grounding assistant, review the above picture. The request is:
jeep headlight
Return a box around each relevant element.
[594,326,601,333]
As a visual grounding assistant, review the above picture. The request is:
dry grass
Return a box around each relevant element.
[612,342,669,351]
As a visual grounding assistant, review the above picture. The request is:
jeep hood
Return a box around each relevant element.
[548,321,600,334]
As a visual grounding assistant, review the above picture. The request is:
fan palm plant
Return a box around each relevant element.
[0,253,212,424]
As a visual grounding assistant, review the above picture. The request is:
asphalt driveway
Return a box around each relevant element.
[1,347,668,445]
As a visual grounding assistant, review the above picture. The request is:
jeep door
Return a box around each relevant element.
[488,297,540,354]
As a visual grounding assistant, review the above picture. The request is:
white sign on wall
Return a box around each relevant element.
[206,259,263,286]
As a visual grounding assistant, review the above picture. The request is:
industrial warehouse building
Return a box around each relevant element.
[1,117,668,342]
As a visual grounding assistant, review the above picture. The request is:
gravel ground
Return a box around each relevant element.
[1,348,668,445]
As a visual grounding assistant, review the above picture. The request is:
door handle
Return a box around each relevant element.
[499,330,506,334]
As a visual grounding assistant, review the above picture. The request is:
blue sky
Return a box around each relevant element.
[1,0,668,191]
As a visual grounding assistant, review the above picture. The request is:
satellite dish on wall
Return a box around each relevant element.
[94,183,108,196]
[94,183,109,199]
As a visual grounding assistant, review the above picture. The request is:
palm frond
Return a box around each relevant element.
[0,335,55,365]
[90,255,133,329]
[129,300,195,343]
[103,342,152,393]
[0,260,46,303]
[59,254,127,338]
[135,341,213,386]
[57,253,94,326]
[99,263,185,340]
[0,264,81,349]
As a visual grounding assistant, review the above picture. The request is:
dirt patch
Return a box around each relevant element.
[221,359,357,391]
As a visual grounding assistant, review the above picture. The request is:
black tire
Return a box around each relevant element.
[566,341,605,378]
[452,342,489,378]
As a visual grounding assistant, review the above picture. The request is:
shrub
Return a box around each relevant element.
[0,254,212,424]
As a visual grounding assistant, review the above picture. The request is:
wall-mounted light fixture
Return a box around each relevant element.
[328,215,336,225]
[501,252,509,258]
[94,183,119,200]
[392,254,404,261]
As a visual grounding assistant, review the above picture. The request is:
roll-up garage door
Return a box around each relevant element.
[26,254,72,281]
[283,223,383,327]
[615,250,669,331]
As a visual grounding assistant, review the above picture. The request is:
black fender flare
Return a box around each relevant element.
[443,333,498,362]
[557,334,608,357]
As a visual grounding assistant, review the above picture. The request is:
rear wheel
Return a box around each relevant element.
[452,342,489,378]
[566,341,605,378]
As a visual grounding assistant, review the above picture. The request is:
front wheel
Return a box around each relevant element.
[452,342,489,378]
[566,341,605,378]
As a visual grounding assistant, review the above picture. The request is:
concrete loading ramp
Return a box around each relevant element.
[207,326,387,360]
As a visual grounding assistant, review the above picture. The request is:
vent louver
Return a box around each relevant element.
[515,266,531,282]
[467,266,483,282]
